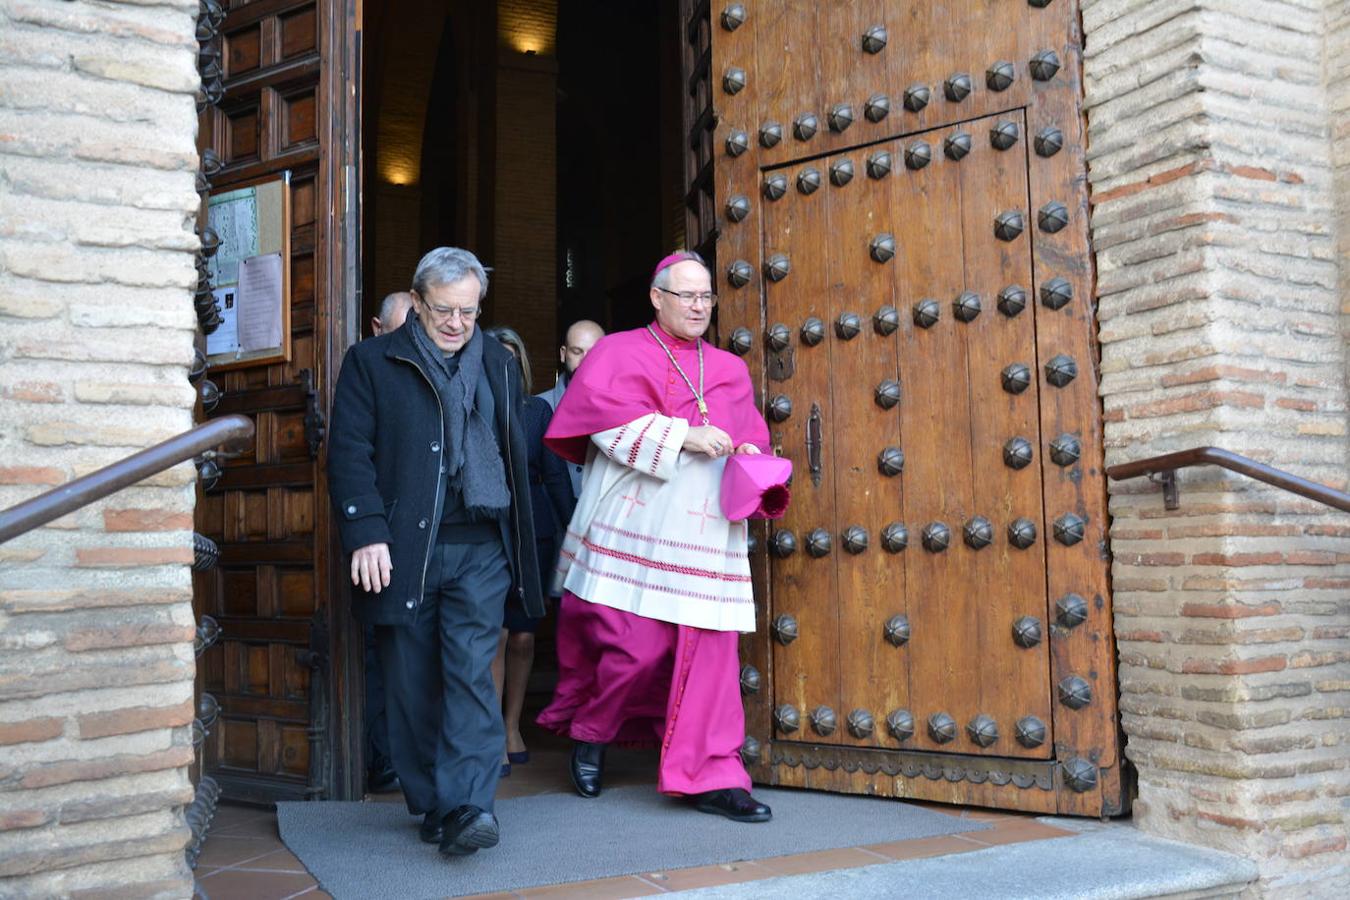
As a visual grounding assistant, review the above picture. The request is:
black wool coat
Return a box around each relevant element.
[327,319,545,625]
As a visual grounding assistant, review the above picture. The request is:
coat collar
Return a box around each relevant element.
[384,317,510,368]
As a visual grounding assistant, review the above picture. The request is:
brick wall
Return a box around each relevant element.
[1333,1,1350,423]
[371,182,424,308]
[492,45,558,388]
[498,0,556,56]
[0,0,201,897]
[1083,0,1350,894]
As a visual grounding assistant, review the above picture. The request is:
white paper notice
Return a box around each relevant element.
[207,187,260,286]
[236,253,284,353]
[205,286,240,356]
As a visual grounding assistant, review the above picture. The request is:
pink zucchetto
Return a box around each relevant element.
[652,251,705,279]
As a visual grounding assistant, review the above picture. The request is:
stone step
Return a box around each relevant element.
[675,819,1259,900]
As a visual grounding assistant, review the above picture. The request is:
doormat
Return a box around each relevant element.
[276,785,988,899]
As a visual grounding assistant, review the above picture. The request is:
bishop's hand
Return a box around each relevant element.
[684,424,735,458]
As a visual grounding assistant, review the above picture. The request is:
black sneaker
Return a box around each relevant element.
[418,812,443,844]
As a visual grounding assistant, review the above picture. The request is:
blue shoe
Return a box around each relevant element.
[507,751,530,765]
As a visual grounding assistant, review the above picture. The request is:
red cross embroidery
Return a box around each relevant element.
[687,498,718,535]
[620,485,648,518]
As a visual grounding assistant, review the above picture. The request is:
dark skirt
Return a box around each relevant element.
[503,536,556,634]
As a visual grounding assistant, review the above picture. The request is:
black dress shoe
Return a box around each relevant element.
[439,805,500,857]
[691,788,773,823]
[570,741,607,798]
[418,812,444,844]
[368,761,400,794]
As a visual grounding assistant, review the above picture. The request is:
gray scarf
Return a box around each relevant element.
[408,317,510,515]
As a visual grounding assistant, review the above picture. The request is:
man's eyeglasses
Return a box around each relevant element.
[656,287,718,308]
[423,304,479,322]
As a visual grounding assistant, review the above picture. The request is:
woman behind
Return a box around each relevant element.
[484,327,575,773]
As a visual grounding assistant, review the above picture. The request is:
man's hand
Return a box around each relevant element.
[351,543,392,594]
[734,443,762,455]
[683,424,735,458]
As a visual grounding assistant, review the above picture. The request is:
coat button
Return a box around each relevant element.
[418,519,427,529]
[405,599,415,609]
[430,441,440,452]
[346,504,356,514]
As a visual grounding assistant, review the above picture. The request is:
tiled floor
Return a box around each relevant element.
[194,744,1074,899]
[193,803,328,900]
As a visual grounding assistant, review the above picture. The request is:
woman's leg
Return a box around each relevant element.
[503,631,536,756]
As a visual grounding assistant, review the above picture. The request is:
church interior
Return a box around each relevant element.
[361,0,688,390]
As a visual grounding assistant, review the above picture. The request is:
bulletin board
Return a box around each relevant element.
[204,172,292,371]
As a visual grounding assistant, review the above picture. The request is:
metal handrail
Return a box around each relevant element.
[1106,446,1350,513]
[0,414,255,544]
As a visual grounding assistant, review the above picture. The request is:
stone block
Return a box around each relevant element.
[76,699,193,739]
[17,746,193,792]
[0,717,64,746]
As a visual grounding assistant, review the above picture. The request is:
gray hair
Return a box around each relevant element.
[412,247,489,300]
[379,291,414,323]
[650,250,709,291]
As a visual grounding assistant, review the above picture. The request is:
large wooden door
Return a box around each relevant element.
[684,1,1123,815]
[193,0,361,803]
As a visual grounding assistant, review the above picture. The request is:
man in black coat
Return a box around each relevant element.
[328,247,544,858]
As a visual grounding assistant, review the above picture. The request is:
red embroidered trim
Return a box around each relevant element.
[606,423,629,459]
[567,555,754,605]
[628,415,657,467]
[580,537,752,583]
[589,521,747,560]
[650,419,673,474]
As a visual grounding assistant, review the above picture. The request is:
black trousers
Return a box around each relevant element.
[363,623,391,770]
[375,540,510,818]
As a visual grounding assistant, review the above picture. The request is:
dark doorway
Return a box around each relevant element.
[555,0,684,337]
[361,0,681,384]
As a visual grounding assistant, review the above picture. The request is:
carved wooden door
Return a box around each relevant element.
[684,0,1123,816]
[192,0,361,803]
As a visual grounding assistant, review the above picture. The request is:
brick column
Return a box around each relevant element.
[492,46,558,388]
[1084,0,1350,894]
[0,0,201,896]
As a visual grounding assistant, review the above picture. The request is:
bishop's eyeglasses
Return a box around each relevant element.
[656,288,719,308]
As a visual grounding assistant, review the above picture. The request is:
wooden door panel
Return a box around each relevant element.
[949,111,1052,758]
[743,2,1039,168]
[822,145,910,751]
[758,116,1055,758]
[886,128,983,757]
[702,0,1122,814]
[760,156,844,746]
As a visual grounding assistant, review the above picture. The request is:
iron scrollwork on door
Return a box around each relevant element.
[300,369,325,460]
[300,614,331,799]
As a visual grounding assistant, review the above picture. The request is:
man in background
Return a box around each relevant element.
[372,290,414,337]
[537,319,604,498]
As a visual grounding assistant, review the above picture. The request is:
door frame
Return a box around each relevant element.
[323,0,365,801]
